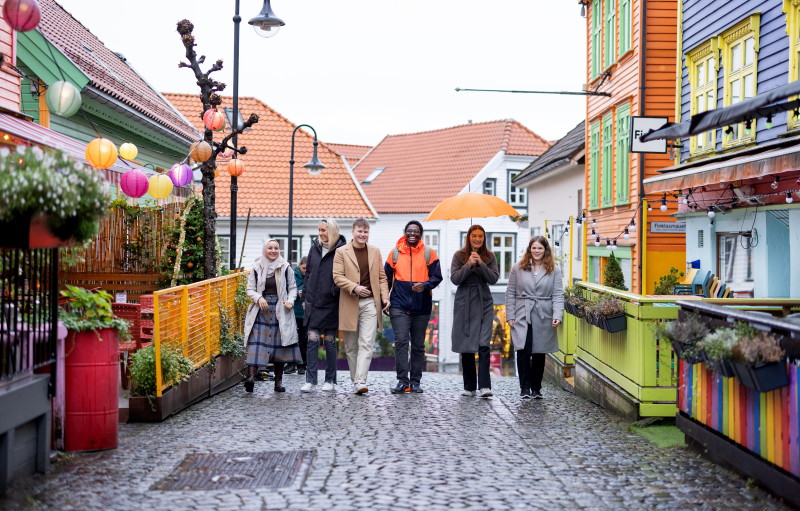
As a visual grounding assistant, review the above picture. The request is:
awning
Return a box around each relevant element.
[640,80,800,142]
[0,113,158,186]
[642,143,800,194]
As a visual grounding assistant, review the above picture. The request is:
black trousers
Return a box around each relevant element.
[461,345,491,391]
[516,325,546,392]
[296,317,308,368]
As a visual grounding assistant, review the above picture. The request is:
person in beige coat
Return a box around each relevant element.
[332,218,390,394]
[506,235,564,400]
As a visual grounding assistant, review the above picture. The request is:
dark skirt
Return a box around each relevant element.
[246,295,302,368]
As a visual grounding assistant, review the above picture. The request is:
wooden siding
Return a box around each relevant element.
[585,0,682,293]
[680,0,791,163]
[0,13,20,112]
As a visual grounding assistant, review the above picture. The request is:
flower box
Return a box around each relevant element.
[671,338,705,364]
[564,301,586,318]
[731,360,789,393]
[598,313,627,333]
[705,357,735,378]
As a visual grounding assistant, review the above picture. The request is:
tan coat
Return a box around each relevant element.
[333,242,390,332]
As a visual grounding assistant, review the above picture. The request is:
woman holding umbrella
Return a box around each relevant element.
[450,224,499,398]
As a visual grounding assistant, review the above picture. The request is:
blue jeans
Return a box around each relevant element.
[306,328,338,385]
[389,308,429,386]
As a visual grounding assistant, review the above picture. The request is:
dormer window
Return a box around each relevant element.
[362,166,386,185]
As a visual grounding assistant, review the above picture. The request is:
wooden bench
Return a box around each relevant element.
[61,272,161,304]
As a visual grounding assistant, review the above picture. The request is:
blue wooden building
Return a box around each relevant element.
[643,0,800,299]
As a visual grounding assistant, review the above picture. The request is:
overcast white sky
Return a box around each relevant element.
[55,0,587,146]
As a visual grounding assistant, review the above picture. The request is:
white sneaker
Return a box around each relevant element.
[460,390,476,397]
[300,383,315,393]
[321,382,335,392]
[355,383,368,394]
[478,388,493,398]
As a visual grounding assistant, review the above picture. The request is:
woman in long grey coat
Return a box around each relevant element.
[451,225,499,398]
[506,235,564,400]
[243,239,299,393]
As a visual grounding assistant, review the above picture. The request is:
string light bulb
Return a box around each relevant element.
[771,176,780,190]
[766,116,773,129]
[647,204,652,212]
[611,239,618,250]
[707,208,716,219]
[660,198,668,212]
[623,227,630,240]
[606,239,612,250]
[629,219,636,232]
[787,192,794,204]
[592,218,597,228]
[594,236,601,247]
[744,119,752,134]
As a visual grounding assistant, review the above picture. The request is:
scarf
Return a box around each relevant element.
[258,239,285,278]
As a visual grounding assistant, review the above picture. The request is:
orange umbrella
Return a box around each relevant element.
[424,192,521,221]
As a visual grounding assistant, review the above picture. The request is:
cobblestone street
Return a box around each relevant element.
[0,371,791,510]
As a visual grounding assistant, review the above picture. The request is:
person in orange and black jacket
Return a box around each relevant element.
[384,221,443,394]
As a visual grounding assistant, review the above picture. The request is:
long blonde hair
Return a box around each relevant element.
[518,236,555,274]
[320,218,340,247]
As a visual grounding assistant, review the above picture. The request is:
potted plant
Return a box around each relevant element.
[59,285,130,451]
[653,313,709,364]
[696,327,737,377]
[127,342,196,421]
[653,267,685,295]
[563,285,587,318]
[586,295,627,333]
[0,146,107,248]
[730,326,788,393]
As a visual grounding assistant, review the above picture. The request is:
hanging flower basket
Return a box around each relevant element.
[731,360,789,393]
[671,337,705,364]
[564,300,586,318]
[0,213,75,249]
[705,357,735,378]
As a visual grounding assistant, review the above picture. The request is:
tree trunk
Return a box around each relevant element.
[201,157,217,280]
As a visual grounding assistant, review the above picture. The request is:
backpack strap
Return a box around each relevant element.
[393,246,431,265]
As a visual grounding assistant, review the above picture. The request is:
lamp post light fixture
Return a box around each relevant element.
[229,0,284,270]
[288,124,325,264]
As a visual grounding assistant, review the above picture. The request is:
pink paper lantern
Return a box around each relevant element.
[3,0,41,31]
[169,163,193,187]
[120,169,149,198]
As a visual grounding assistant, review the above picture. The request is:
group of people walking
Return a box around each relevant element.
[242,218,564,399]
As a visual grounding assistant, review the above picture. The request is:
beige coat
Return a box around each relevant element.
[243,259,298,348]
[332,242,390,332]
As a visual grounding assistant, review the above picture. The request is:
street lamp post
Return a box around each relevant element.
[229,0,284,271]
[288,124,325,264]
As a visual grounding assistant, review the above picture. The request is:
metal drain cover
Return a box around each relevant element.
[152,450,315,491]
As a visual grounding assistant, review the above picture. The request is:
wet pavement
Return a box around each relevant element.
[0,371,792,510]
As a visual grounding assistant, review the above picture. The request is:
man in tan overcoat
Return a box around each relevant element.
[333,218,390,394]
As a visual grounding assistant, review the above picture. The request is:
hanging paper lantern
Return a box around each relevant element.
[119,142,138,161]
[3,0,41,31]
[85,137,118,169]
[120,169,149,198]
[227,159,245,177]
[148,174,173,199]
[45,81,82,117]
[202,109,225,130]
[169,163,193,187]
[189,140,212,162]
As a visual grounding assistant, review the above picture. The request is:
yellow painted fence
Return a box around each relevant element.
[152,272,248,397]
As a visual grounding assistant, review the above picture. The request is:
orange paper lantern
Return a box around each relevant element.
[85,137,118,169]
[189,140,212,162]
[227,159,245,177]
[202,109,225,130]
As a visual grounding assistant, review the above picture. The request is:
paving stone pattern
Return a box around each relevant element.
[0,372,792,510]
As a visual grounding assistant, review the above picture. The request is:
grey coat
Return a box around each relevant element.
[450,252,499,353]
[505,262,564,353]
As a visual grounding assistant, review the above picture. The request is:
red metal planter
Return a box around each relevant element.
[64,328,119,451]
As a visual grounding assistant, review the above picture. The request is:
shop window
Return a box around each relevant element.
[425,301,439,356]
[717,232,754,294]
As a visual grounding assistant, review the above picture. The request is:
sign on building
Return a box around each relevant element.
[650,221,686,233]
[630,116,668,154]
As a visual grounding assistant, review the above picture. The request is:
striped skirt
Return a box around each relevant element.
[246,294,302,368]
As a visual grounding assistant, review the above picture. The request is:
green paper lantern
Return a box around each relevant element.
[45,81,82,117]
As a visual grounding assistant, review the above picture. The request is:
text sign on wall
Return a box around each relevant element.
[630,116,668,154]
[650,222,686,233]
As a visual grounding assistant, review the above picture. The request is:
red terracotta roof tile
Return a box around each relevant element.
[164,93,374,219]
[326,142,373,166]
[38,0,198,141]
[352,120,550,214]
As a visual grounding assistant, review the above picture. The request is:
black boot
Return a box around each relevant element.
[273,362,286,392]
[244,366,257,393]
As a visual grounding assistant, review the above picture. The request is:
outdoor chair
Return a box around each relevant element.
[672,268,698,295]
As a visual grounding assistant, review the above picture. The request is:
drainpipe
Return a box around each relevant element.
[638,0,648,294]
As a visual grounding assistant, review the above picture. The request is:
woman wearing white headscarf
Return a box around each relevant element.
[243,239,299,393]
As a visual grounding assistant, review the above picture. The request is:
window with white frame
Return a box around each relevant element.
[459,231,516,282]
[508,170,527,207]
[483,178,496,196]
[271,236,302,264]
[423,230,439,253]
[530,226,542,237]
[218,235,230,267]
